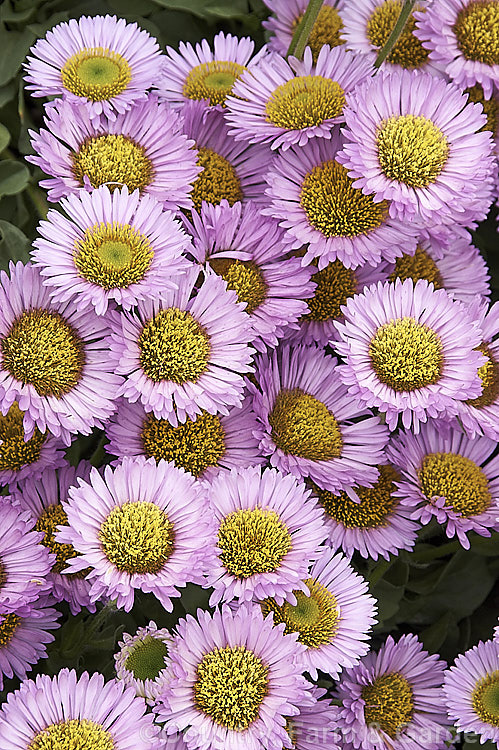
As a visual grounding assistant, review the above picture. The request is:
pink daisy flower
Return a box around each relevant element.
[114,620,172,704]
[263,0,346,62]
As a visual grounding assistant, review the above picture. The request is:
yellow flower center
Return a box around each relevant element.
[376,115,449,188]
[265,76,346,130]
[194,645,269,730]
[0,402,46,472]
[389,246,443,288]
[269,387,343,460]
[183,60,247,107]
[262,577,339,648]
[209,258,267,313]
[62,47,131,102]
[191,146,243,213]
[1,309,85,398]
[466,84,499,133]
[454,0,499,64]
[300,160,389,238]
[99,501,175,574]
[0,612,20,646]
[362,672,414,738]
[138,307,210,384]
[418,452,492,517]
[369,317,443,392]
[74,222,154,290]
[312,464,401,528]
[292,6,345,63]
[28,720,114,750]
[124,635,169,681]
[367,1,429,68]
[472,670,499,727]
[72,134,154,193]
[35,503,88,578]
[466,343,499,408]
[140,410,226,477]
[304,260,357,322]
[217,507,292,578]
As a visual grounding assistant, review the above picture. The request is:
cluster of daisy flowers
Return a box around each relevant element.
[0,2,498,749]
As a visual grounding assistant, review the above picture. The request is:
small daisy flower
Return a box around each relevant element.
[0,499,53,614]
[0,597,61,691]
[225,45,372,151]
[157,31,268,109]
[251,343,389,493]
[115,620,172,704]
[0,668,161,749]
[387,420,499,549]
[264,134,419,269]
[205,465,326,606]
[444,639,499,744]
[105,396,264,481]
[10,463,96,615]
[24,15,161,121]
[57,456,215,612]
[286,687,341,750]
[334,279,485,431]
[263,0,346,62]
[182,100,269,212]
[155,603,311,750]
[184,200,314,350]
[335,634,451,750]
[338,69,495,224]
[0,262,121,443]
[32,185,192,316]
[260,548,377,679]
[108,265,254,424]
[28,94,200,210]
[310,463,420,560]
[0,402,66,488]
[415,0,499,96]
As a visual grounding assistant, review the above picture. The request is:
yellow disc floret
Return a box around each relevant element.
[183,60,247,107]
[72,134,154,193]
[367,1,429,68]
[265,76,346,129]
[466,343,499,408]
[209,258,267,313]
[389,246,443,288]
[472,670,499,727]
[418,452,492,517]
[191,147,243,212]
[466,84,499,133]
[454,0,499,64]
[362,672,414,737]
[28,719,115,750]
[34,503,84,576]
[305,260,357,322]
[292,6,345,63]
[62,47,131,101]
[0,613,20,646]
[0,402,46,472]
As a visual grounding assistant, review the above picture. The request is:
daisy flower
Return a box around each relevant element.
[225,45,372,151]
[335,634,451,750]
[108,265,254,425]
[260,548,377,679]
[309,462,420,560]
[114,620,172,704]
[28,94,200,210]
[0,262,121,443]
[10,463,96,615]
[0,401,66,488]
[105,395,264,481]
[444,639,499,744]
[205,465,326,606]
[338,69,495,224]
[57,456,215,612]
[183,200,314,350]
[387,420,499,549]
[0,597,60,691]
[264,134,419,269]
[251,343,389,493]
[0,668,161,749]
[182,100,269,212]
[334,279,485,431]
[155,604,311,750]
[0,499,52,614]
[157,31,268,109]
[263,0,346,62]
[415,0,499,96]
[32,185,191,315]
[24,15,161,121]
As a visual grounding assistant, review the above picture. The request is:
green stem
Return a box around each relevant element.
[26,183,49,220]
[286,0,325,60]
[368,557,392,587]
[374,0,417,68]
[90,434,107,468]
[409,539,461,563]
[87,599,118,638]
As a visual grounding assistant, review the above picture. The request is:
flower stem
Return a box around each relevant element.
[374,0,417,68]
[287,0,325,60]
[409,539,461,563]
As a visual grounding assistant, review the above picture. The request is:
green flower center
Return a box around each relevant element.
[389,246,443,288]
[265,76,346,129]
[28,719,115,750]
[72,134,154,194]
[367,1,429,68]
[369,316,443,392]
[466,343,499,408]
[304,260,357,322]
[454,0,499,64]
[191,146,243,213]
[124,634,169,681]
[183,60,247,107]
[194,645,269,730]
[418,452,492,517]
[472,670,499,726]
[62,47,131,102]
[0,612,20,646]
[362,672,414,738]
[292,6,345,63]
[209,257,267,313]
[0,402,46,472]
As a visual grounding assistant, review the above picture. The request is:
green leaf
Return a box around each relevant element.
[462,736,496,749]
[0,26,36,86]
[0,219,29,268]
[0,161,30,197]
[150,0,248,18]
[371,579,405,625]
[0,123,10,153]
[420,611,452,653]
